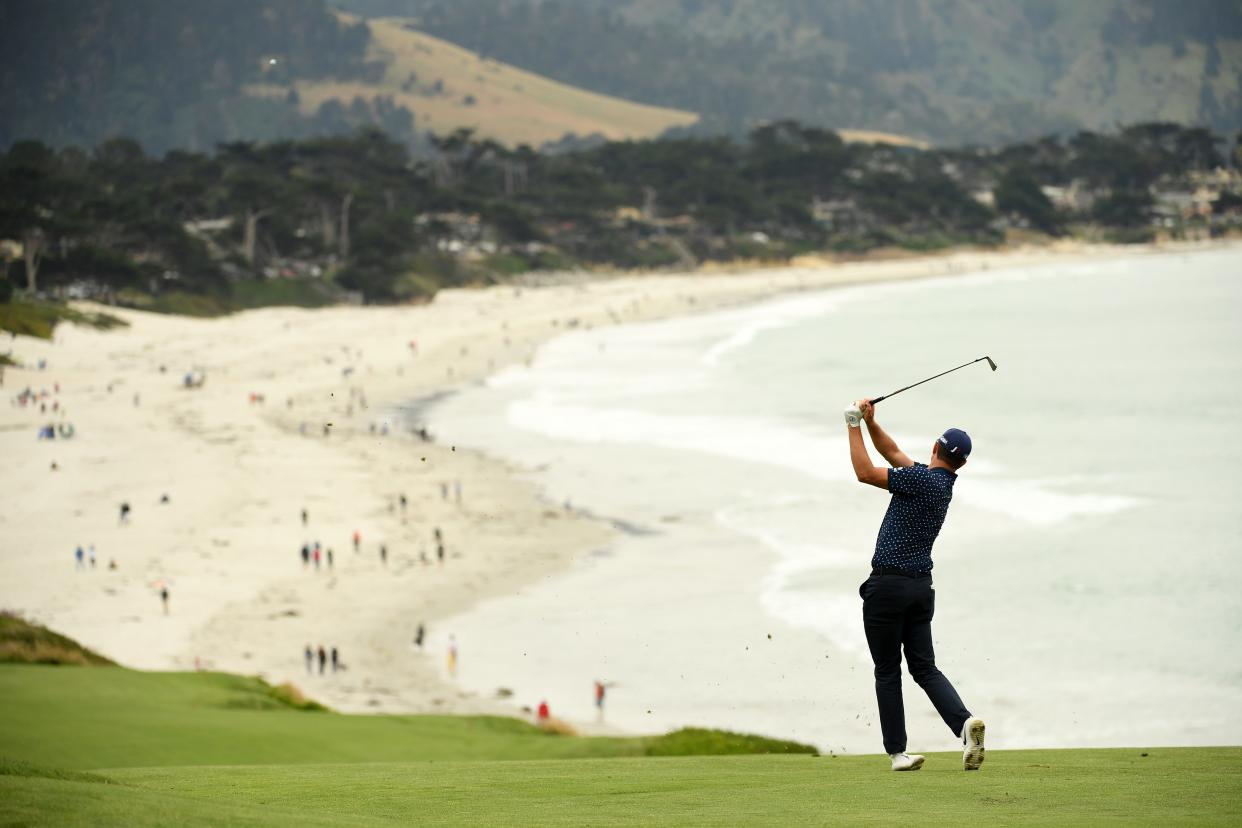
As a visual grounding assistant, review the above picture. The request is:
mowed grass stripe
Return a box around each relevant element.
[4,750,1238,826]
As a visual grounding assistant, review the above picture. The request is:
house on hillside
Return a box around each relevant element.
[811,196,861,229]
[1040,180,1096,212]
[1152,187,1217,223]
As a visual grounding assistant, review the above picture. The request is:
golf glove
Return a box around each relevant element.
[844,402,863,428]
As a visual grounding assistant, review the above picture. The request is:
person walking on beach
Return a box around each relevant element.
[327,548,334,570]
[414,623,425,649]
[301,544,310,568]
[317,645,327,675]
[447,635,458,677]
[845,398,986,773]
[301,508,308,527]
[352,530,361,553]
[160,586,169,615]
[304,644,313,674]
[331,647,339,673]
[119,501,130,524]
[75,545,84,569]
[313,547,321,570]
[594,680,607,720]
[379,544,387,566]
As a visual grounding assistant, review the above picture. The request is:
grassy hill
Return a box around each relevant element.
[2,663,1240,825]
[245,17,698,148]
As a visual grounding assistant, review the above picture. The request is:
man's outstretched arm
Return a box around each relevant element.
[846,402,889,489]
[860,398,914,469]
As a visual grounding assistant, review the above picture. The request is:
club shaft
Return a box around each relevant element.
[872,357,989,404]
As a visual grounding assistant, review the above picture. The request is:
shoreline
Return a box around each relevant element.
[1,236,1236,729]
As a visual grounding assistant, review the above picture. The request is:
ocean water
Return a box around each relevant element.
[425,248,1242,753]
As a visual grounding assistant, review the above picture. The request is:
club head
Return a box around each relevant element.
[985,356,997,371]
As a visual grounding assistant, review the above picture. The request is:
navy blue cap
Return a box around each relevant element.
[938,428,972,459]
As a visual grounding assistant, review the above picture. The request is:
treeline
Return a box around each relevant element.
[1,122,1238,310]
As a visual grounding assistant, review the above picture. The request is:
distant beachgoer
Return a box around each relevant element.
[434,527,442,544]
[301,508,308,527]
[352,531,360,553]
[331,647,339,672]
[414,624,425,649]
[108,559,117,571]
[75,546,84,569]
[313,547,321,570]
[537,700,550,723]
[160,587,169,615]
[327,549,334,569]
[89,545,96,568]
[317,645,327,674]
[379,544,387,566]
[439,482,448,500]
[301,544,310,568]
[436,543,445,565]
[119,502,131,524]
[447,636,458,677]
[304,645,313,674]
[595,681,608,719]
[399,494,408,514]
[159,493,170,504]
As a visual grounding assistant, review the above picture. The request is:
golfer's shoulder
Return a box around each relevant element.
[888,462,935,493]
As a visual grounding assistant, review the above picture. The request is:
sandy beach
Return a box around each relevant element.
[1,239,1233,726]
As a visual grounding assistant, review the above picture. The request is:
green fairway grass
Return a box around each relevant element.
[2,664,1239,825]
[3,750,1240,826]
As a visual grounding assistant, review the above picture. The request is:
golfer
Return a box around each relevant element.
[845,398,985,772]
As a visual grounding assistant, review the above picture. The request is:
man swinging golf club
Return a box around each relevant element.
[845,396,986,772]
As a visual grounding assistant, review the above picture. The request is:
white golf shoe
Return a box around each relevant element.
[961,717,986,770]
[890,752,925,771]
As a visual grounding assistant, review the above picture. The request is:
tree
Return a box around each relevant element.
[0,141,67,294]
[994,167,1061,234]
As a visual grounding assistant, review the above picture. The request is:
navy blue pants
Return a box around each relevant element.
[860,572,971,754]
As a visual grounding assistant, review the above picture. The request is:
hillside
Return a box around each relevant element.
[248,17,698,148]
[0,1,695,153]
[340,0,1242,146]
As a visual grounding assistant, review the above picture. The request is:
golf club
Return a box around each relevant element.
[871,356,997,405]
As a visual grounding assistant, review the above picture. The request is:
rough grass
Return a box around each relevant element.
[0,612,116,666]
[0,299,127,339]
[228,278,340,310]
[645,727,817,757]
[0,665,809,771]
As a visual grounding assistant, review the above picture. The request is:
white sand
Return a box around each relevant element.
[1,240,1229,724]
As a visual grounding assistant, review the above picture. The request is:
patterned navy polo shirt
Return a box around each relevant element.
[871,462,957,573]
